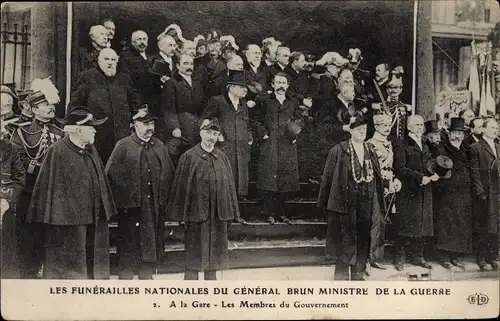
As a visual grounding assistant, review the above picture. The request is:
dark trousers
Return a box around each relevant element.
[260,190,287,218]
[474,232,499,263]
[395,236,426,262]
[184,270,217,280]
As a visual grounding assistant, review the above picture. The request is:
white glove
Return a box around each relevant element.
[172,128,181,138]
[393,178,402,192]
[1,198,10,217]
[247,100,256,108]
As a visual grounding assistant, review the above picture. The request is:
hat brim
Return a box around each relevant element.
[427,160,452,180]
[134,116,157,123]
[247,81,262,94]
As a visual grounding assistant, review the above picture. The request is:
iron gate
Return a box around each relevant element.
[1,22,31,90]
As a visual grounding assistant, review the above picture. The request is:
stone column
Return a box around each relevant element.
[30,2,68,116]
[415,0,435,120]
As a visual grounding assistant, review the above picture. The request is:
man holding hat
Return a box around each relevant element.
[393,115,439,271]
[105,108,175,279]
[163,54,206,147]
[318,114,385,280]
[201,70,254,198]
[432,117,472,269]
[27,107,116,279]
[366,113,402,270]
[10,77,65,278]
[469,118,500,271]
[253,72,305,225]
[167,118,243,280]
[70,48,142,164]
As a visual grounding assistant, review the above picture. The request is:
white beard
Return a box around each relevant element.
[103,68,117,77]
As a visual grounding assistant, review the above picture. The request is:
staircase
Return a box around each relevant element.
[109,181,328,274]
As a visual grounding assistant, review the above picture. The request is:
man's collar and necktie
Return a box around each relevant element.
[179,73,192,87]
[408,133,423,150]
[483,136,498,157]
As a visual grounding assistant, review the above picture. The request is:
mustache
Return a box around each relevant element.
[186,68,193,72]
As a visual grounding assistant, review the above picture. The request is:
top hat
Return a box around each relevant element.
[227,70,262,94]
[149,59,170,76]
[424,120,440,134]
[63,106,107,126]
[132,105,157,123]
[448,117,466,131]
[427,155,453,179]
[199,118,221,132]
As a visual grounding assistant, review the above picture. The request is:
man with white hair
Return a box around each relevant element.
[393,114,438,271]
[70,48,141,163]
[244,44,265,101]
[80,25,109,72]
[27,107,116,279]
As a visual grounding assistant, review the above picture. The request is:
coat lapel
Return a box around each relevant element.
[480,139,497,158]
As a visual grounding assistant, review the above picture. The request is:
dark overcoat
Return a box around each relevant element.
[284,66,313,101]
[433,141,473,253]
[393,136,434,237]
[118,48,152,104]
[105,134,175,261]
[69,67,142,163]
[253,93,302,193]
[162,73,206,146]
[201,94,253,196]
[244,61,266,101]
[166,144,240,223]
[0,139,25,278]
[317,141,385,265]
[469,139,500,234]
[27,136,117,278]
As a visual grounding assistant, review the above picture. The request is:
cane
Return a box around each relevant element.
[384,194,396,223]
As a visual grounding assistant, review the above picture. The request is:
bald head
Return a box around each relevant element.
[89,25,108,49]
[98,48,119,77]
[157,34,177,57]
[131,30,148,52]
[246,44,262,67]
[227,55,244,71]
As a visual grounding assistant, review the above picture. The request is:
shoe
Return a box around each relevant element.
[477,260,487,271]
[411,259,432,269]
[370,262,387,270]
[440,262,453,269]
[486,261,499,271]
[450,259,465,269]
[266,216,276,225]
[395,262,404,271]
[280,216,292,225]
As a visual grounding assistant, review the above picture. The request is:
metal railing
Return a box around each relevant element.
[1,23,31,90]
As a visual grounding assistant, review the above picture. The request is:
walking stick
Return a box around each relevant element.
[384,193,396,223]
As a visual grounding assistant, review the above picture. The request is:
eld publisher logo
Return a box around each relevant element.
[467,293,489,306]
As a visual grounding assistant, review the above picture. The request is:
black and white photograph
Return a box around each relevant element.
[0,0,499,319]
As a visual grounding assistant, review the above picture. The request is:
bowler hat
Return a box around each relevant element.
[149,59,170,76]
[63,106,107,126]
[199,118,221,132]
[448,117,466,131]
[427,155,453,179]
[132,105,156,123]
[424,120,440,134]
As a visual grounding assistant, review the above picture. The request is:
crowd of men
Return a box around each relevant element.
[1,20,499,281]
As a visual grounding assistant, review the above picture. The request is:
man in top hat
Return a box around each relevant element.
[105,108,175,279]
[9,77,65,278]
[253,72,306,225]
[201,70,254,198]
[163,54,206,147]
[0,117,25,279]
[167,118,243,280]
[318,115,385,280]
[424,119,443,157]
[366,113,402,270]
[469,118,500,271]
[372,73,412,141]
[70,48,142,163]
[79,25,109,73]
[432,118,472,269]
[27,107,116,279]
[392,115,439,271]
